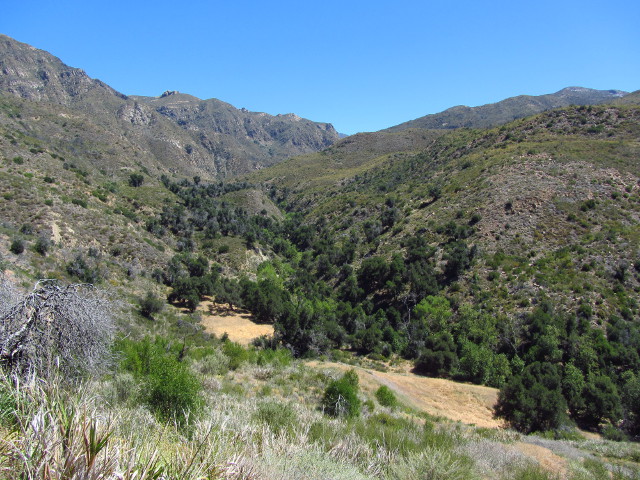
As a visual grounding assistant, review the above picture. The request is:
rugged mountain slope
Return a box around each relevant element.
[251,103,640,322]
[384,87,628,132]
[131,91,338,174]
[2,60,640,441]
[614,89,640,105]
[0,34,339,178]
[248,128,445,196]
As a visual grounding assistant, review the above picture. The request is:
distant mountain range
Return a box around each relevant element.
[384,87,628,132]
[0,34,340,178]
[0,32,636,183]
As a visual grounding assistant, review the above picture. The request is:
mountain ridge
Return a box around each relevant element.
[0,33,340,178]
[384,86,629,132]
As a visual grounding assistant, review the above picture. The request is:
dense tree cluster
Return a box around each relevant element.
[494,303,640,434]
[151,176,639,437]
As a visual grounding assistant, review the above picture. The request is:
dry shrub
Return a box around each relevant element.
[0,279,115,381]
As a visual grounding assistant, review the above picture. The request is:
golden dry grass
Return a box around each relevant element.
[198,300,274,345]
[308,361,503,429]
[513,442,568,477]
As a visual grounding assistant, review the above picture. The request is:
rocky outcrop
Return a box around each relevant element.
[0,34,340,178]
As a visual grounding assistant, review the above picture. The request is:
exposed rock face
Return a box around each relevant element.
[0,34,340,178]
[117,102,154,126]
[132,93,339,169]
[0,35,126,108]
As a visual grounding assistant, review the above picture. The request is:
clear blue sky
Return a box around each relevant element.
[2,0,638,134]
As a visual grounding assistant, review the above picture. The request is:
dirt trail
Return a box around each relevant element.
[308,361,503,429]
[513,442,568,477]
[198,300,273,346]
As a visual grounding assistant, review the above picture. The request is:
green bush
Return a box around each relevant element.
[375,385,398,408]
[138,291,164,318]
[34,236,51,256]
[195,349,229,376]
[322,369,361,418]
[580,199,597,211]
[66,254,101,283]
[223,341,250,370]
[601,423,627,442]
[116,338,202,428]
[9,238,24,255]
[19,223,33,235]
[255,348,293,368]
[71,198,87,208]
[129,173,144,187]
[143,353,202,428]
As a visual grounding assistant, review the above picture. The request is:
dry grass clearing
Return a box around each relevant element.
[198,300,273,345]
[308,361,503,429]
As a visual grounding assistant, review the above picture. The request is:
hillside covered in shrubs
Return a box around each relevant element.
[1,43,640,475]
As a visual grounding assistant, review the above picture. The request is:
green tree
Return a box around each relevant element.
[578,374,622,429]
[128,173,144,187]
[621,372,640,435]
[456,305,498,348]
[414,295,452,333]
[168,277,201,311]
[442,241,475,283]
[415,332,458,377]
[458,341,511,388]
[241,278,291,323]
[562,362,586,415]
[495,362,567,433]
[357,256,389,294]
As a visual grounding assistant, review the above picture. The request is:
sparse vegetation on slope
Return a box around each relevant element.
[1,33,640,476]
[384,86,628,132]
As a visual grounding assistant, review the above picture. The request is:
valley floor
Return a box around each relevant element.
[307,360,501,428]
[199,299,274,345]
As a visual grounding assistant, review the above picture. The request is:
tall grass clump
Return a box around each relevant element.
[0,375,123,479]
[254,399,298,435]
[0,372,226,479]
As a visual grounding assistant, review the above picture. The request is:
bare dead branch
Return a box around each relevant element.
[0,278,115,382]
